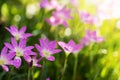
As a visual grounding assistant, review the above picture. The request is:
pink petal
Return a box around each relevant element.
[12,57,21,68]
[7,52,16,60]
[11,38,17,47]
[19,26,26,34]
[4,43,13,50]
[34,64,42,67]
[2,65,9,72]
[68,40,76,46]
[24,33,33,38]
[46,56,55,61]
[19,39,26,48]
[10,26,18,32]
[23,54,31,62]
[1,47,8,57]
[35,44,41,52]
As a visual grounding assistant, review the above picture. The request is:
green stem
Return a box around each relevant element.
[72,54,78,80]
[61,54,69,80]
[42,60,46,80]
[32,67,34,80]
[28,67,31,80]
[8,67,14,80]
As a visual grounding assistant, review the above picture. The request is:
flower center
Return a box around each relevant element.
[13,32,22,40]
[43,49,51,57]
[15,48,23,57]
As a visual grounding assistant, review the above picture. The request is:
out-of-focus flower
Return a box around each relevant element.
[46,7,72,27]
[97,0,120,20]
[40,0,61,10]
[46,77,50,80]
[70,0,79,7]
[35,38,61,61]
[29,56,42,68]
[4,38,35,68]
[79,11,94,25]
[58,40,83,55]
[6,26,33,40]
[81,29,104,45]
[26,4,40,19]
[94,0,120,27]
[0,47,15,72]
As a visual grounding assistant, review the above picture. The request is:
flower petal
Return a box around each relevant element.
[19,39,26,48]
[35,44,41,52]
[12,57,21,68]
[11,38,17,47]
[24,33,33,38]
[1,47,8,57]
[2,65,9,72]
[7,52,16,60]
[46,56,55,61]
[4,43,13,50]
[19,26,26,34]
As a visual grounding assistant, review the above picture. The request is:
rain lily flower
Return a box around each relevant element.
[0,47,15,72]
[46,7,72,27]
[29,56,42,68]
[58,40,83,55]
[4,38,35,68]
[81,29,104,45]
[79,11,94,25]
[5,26,33,40]
[40,0,61,10]
[35,38,61,61]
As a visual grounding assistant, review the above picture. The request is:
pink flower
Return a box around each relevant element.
[46,77,50,80]
[29,56,42,68]
[4,38,35,68]
[81,29,104,45]
[0,47,15,72]
[40,0,61,10]
[35,38,61,61]
[58,40,83,54]
[79,11,94,25]
[6,26,33,40]
[46,7,72,27]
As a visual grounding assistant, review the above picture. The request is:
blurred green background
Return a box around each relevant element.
[0,0,120,80]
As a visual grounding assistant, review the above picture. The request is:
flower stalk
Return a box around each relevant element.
[61,53,69,80]
[73,54,78,80]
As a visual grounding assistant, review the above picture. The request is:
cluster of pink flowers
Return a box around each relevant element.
[40,0,72,27]
[0,26,104,72]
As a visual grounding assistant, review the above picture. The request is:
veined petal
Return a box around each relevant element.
[1,47,8,57]
[48,41,57,49]
[4,43,13,50]
[7,52,16,60]
[25,46,34,51]
[24,33,33,38]
[12,57,21,68]
[68,39,76,46]
[11,38,17,47]
[23,54,31,62]
[19,26,26,34]
[34,64,42,67]
[10,25,18,32]
[39,38,46,47]
[19,39,26,48]
[2,65,9,72]
[35,44,41,52]
[51,49,61,54]
[46,56,55,61]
